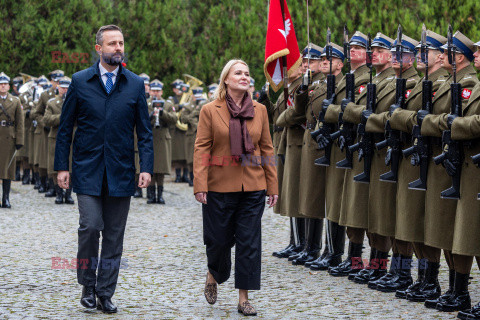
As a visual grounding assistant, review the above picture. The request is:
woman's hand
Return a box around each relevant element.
[195,192,208,204]
[267,194,278,208]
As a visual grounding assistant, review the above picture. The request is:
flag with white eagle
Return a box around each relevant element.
[263,0,301,92]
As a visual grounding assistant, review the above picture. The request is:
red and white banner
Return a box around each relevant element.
[263,0,301,92]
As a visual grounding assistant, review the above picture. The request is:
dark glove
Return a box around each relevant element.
[44,126,50,133]
[322,93,336,113]
[25,110,30,119]
[15,144,23,150]
[444,159,458,176]
[361,110,373,123]
[389,103,401,116]
[417,110,429,126]
[341,98,350,111]
[447,114,458,128]
[316,131,332,150]
[385,147,392,166]
[410,152,420,166]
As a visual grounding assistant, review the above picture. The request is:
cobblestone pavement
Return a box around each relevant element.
[0,179,478,319]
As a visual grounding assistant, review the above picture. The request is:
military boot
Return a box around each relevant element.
[38,176,47,193]
[288,218,306,261]
[306,237,329,268]
[312,221,345,270]
[45,178,57,197]
[396,259,426,299]
[2,180,11,208]
[182,168,191,183]
[293,218,322,265]
[407,260,440,302]
[352,248,377,283]
[174,168,182,182]
[376,255,413,292]
[189,172,194,187]
[22,169,31,185]
[329,242,364,277]
[425,268,454,308]
[457,301,480,320]
[157,186,165,204]
[146,186,156,204]
[55,185,64,204]
[273,218,297,258]
[64,187,75,204]
[31,171,38,186]
[368,252,397,289]
[15,166,21,181]
[134,186,143,198]
[436,272,471,312]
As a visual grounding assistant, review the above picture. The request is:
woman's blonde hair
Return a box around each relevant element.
[214,59,249,101]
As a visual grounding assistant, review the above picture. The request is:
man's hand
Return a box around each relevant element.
[195,192,207,204]
[322,93,336,113]
[138,172,151,188]
[267,194,278,208]
[57,171,70,189]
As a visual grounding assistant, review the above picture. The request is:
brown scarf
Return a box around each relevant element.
[225,92,256,157]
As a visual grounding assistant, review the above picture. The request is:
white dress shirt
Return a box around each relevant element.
[98,62,119,87]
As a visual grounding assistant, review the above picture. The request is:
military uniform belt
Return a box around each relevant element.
[0,120,15,127]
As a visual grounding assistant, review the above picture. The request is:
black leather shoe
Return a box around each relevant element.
[424,268,454,308]
[146,186,156,204]
[174,168,182,182]
[309,253,342,271]
[97,296,117,313]
[22,169,31,185]
[45,178,56,197]
[457,301,480,320]
[407,261,440,302]
[64,188,75,204]
[436,272,471,312]
[2,180,12,209]
[55,185,64,204]
[80,286,96,309]
[133,186,143,198]
[38,176,47,193]
[292,250,319,266]
[157,186,165,204]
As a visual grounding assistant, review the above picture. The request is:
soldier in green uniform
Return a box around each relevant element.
[12,77,24,181]
[388,31,449,299]
[360,35,420,290]
[43,76,74,204]
[451,41,480,320]
[32,70,64,196]
[276,44,329,265]
[169,79,189,182]
[146,79,178,204]
[207,83,218,102]
[248,77,255,99]
[319,31,371,271]
[419,31,479,312]
[0,72,24,208]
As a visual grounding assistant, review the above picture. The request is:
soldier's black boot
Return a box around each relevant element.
[146,186,156,204]
[288,218,306,261]
[45,178,57,197]
[436,272,471,312]
[38,176,47,193]
[2,180,11,208]
[15,166,21,181]
[134,185,143,198]
[329,242,364,277]
[22,169,31,185]
[55,185,64,204]
[368,252,397,290]
[273,218,297,258]
[397,260,426,299]
[352,248,377,282]
[189,172,194,187]
[31,171,37,186]
[293,218,322,265]
[407,260,440,302]
[377,255,413,292]
[174,168,182,182]
[157,186,165,204]
[457,301,480,320]
[306,236,329,268]
[64,187,74,204]
[182,168,191,183]
[425,268,453,308]
[313,221,345,270]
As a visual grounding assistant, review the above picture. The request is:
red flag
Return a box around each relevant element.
[264,0,301,92]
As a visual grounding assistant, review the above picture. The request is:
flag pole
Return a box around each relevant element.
[279,0,289,107]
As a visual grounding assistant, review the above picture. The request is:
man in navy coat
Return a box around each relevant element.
[54,25,153,313]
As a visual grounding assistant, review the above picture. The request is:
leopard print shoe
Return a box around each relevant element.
[204,273,217,305]
[237,300,257,316]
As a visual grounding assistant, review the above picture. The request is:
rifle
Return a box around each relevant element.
[312,27,336,166]
[349,33,376,183]
[331,25,356,169]
[433,25,463,199]
[402,25,432,190]
[375,24,407,183]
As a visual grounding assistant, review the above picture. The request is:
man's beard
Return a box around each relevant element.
[103,52,124,66]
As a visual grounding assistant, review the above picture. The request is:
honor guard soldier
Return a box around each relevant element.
[139,73,150,99]
[32,70,64,196]
[207,83,218,102]
[43,76,74,204]
[0,72,24,208]
[389,30,449,300]
[420,30,479,312]
[169,79,190,183]
[12,76,30,182]
[276,43,326,266]
[11,77,23,97]
[248,77,255,99]
[146,79,178,204]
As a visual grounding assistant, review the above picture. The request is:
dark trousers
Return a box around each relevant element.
[76,178,131,298]
[203,190,266,290]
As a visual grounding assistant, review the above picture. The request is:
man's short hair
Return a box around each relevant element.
[96,25,123,45]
